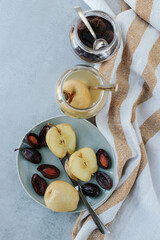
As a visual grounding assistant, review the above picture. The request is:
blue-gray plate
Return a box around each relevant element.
[16,116,116,213]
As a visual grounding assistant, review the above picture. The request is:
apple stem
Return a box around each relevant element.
[47,123,61,134]
[63,90,76,104]
[68,92,76,104]
[14,148,24,151]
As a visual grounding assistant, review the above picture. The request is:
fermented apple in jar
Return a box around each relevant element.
[56,65,107,119]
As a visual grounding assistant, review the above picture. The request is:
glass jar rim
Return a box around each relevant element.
[59,65,106,112]
[74,10,117,54]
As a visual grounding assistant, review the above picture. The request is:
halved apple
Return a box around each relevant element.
[63,80,91,109]
[65,159,78,181]
[46,123,76,158]
[69,147,98,182]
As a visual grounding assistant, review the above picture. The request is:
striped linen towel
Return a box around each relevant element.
[72,0,160,239]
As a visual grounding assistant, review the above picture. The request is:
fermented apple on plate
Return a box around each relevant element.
[44,180,79,212]
[69,147,98,182]
[46,123,76,158]
[46,124,98,182]
[16,116,116,213]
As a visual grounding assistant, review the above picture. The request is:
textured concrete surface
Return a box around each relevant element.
[0,1,120,239]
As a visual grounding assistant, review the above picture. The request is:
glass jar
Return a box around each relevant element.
[70,10,121,63]
[56,65,109,119]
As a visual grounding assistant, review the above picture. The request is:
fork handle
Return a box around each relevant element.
[79,188,110,234]
[91,83,118,92]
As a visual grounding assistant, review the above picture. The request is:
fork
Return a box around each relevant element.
[60,156,110,234]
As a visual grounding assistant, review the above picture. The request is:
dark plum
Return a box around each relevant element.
[96,171,112,190]
[81,183,100,197]
[37,164,60,179]
[14,148,41,164]
[31,174,47,196]
[25,133,41,149]
[78,16,114,48]
[39,124,50,147]
[96,149,111,169]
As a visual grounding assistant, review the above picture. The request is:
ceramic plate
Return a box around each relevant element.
[17,116,116,213]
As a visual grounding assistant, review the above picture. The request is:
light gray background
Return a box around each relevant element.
[0,1,120,239]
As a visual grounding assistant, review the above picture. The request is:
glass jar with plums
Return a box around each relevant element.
[70,10,121,63]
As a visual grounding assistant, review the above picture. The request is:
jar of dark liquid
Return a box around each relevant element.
[70,10,121,63]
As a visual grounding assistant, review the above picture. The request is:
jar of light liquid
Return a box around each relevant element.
[56,65,108,118]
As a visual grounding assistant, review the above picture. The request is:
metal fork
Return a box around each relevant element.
[60,157,110,234]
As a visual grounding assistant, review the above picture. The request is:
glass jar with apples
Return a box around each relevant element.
[56,65,108,119]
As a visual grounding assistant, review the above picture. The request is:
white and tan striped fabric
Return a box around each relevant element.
[72,0,160,239]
